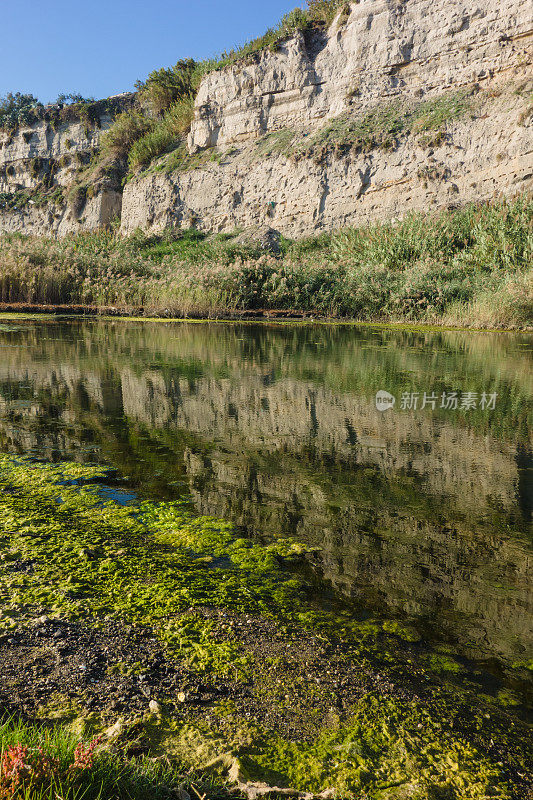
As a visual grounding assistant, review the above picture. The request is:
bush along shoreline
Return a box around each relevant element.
[0,454,532,799]
[0,196,531,330]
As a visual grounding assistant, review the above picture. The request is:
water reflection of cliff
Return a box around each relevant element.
[0,320,531,669]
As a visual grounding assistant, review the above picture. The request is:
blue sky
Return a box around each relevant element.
[1,0,299,103]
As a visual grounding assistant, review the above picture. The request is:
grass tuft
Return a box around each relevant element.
[128,97,196,171]
[100,111,155,161]
[0,715,228,799]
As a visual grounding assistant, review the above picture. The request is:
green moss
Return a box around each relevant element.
[0,454,529,797]
[511,658,533,671]
[106,660,145,677]
[381,620,421,643]
[33,694,512,800]
[495,690,521,708]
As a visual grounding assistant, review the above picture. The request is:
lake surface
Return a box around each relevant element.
[1,318,532,708]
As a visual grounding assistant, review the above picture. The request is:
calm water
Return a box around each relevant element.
[1,318,532,706]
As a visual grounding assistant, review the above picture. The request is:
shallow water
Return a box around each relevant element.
[0,317,531,706]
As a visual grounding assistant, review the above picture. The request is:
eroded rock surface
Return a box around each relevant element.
[121,81,533,237]
[1,0,531,238]
[188,0,533,152]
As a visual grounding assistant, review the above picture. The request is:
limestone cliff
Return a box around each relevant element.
[187,0,532,152]
[121,0,533,236]
[0,0,532,238]
[0,96,132,236]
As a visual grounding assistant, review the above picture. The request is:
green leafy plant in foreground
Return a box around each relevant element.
[0,716,228,800]
[0,731,101,799]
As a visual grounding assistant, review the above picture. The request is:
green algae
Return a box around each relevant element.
[427,654,465,675]
[247,695,508,798]
[381,620,421,643]
[0,454,317,674]
[0,453,530,798]
[0,452,387,670]
[28,692,523,800]
[106,660,145,677]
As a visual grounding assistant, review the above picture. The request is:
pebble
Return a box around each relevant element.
[148,699,161,715]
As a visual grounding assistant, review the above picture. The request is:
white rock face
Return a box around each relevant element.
[188,0,533,151]
[121,81,532,238]
[122,0,532,238]
[1,0,532,238]
[0,107,125,236]
[0,119,109,191]
[0,189,122,238]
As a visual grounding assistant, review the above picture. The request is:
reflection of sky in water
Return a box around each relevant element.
[96,485,137,506]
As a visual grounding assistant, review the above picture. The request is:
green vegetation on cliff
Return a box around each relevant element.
[0,92,132,134]
[0,196,531,328]
[99,0,352,173]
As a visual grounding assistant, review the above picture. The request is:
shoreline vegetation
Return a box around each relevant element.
[0,455,531,799]
[0,196,531,330]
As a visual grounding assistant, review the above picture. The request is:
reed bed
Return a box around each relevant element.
[0,196,531,328]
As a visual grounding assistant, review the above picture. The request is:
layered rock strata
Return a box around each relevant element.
[121,0,533,236]
[0,0,532,237]
[0,97,131,236]
[188,0,533,152]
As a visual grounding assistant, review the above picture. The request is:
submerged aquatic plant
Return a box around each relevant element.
[0,454,530,797]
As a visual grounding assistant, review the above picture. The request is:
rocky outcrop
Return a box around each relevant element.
[121,0,532,237]
[0,97,131,236]
[0,188,122,237]
[121,83,532,237]
[188,0,533,152]
[0,1,532,238]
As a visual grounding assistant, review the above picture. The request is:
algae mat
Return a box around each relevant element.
[0,455,531,798]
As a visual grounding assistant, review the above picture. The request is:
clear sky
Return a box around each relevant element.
[1,0,300,103]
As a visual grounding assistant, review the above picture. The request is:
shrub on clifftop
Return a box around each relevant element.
[0,93,43,131]
[101,111,154,160]
[135,58,199,117]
